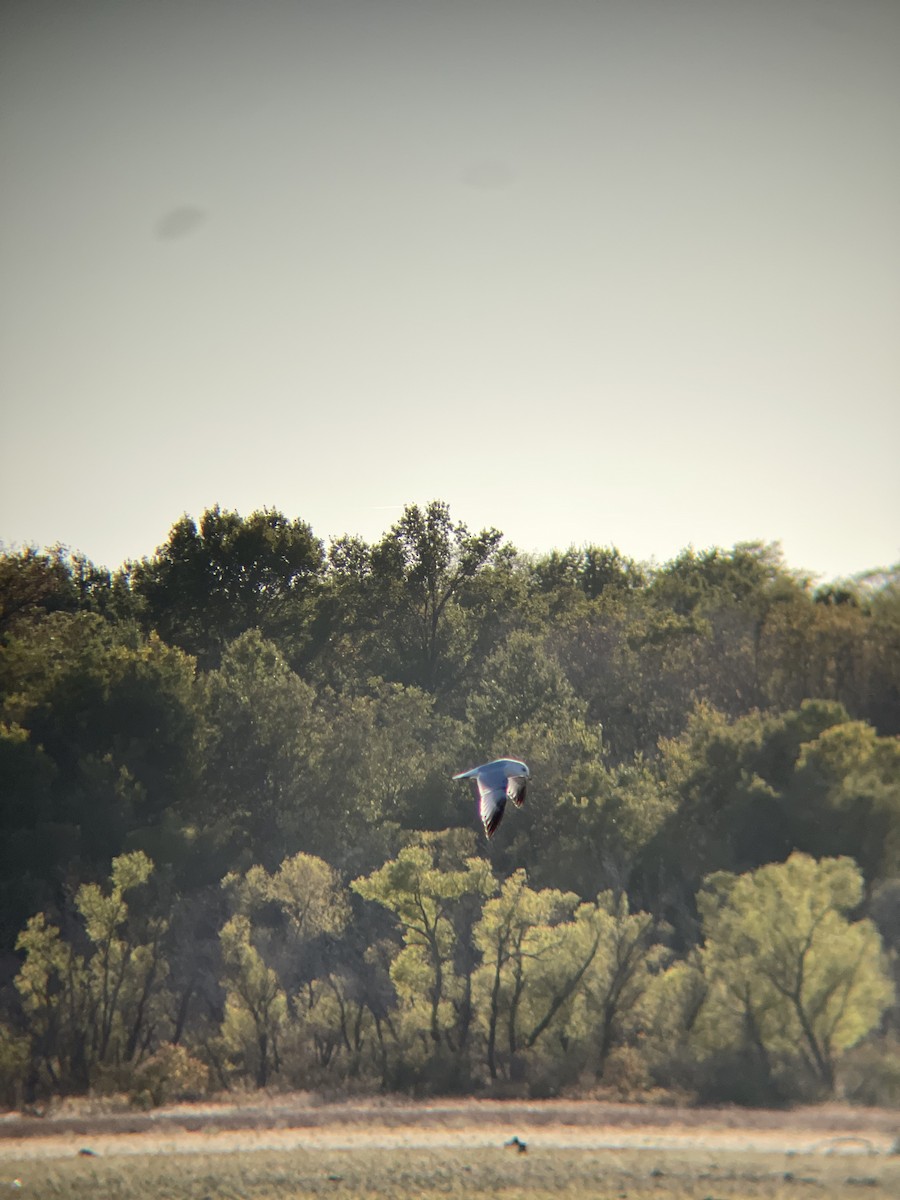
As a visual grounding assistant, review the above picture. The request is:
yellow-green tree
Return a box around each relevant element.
[571,894,667,1073]
[695,853,894,1096]
[226,852,350,938]
[474,876,664,1085]
[351,832,494,1080]
[0,1022,29,1107]
[15,852,167,1092]
[218,914,287,1088]
[219,852,350,1087]
[472,870,578,1079]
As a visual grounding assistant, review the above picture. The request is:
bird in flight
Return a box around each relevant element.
[453,758,530,839]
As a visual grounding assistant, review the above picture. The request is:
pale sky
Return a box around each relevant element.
[2,0,898,581]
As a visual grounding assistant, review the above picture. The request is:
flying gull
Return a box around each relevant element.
[453,758,530,839]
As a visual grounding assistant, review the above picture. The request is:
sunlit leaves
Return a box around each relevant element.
[225,852,350,939]
[789,722,900,881]
[352,834,495,1053]
[695,854,894,1094]
[14,853,168,1092]
[219,913,288,1088]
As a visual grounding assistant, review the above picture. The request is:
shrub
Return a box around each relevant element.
[601,1044,651,1099]
[839,1037,900,1108]
[130,1043,209,1107]
[0,1024,29,1109]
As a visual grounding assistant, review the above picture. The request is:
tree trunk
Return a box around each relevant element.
[256,1029,269,1088]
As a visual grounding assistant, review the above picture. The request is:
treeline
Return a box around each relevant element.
[1,501,899,1107]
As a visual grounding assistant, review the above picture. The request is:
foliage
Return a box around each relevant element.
[217,852,352,1087]
[472,869,579,1081]
[633,699,900,938]
[0,1023,29,1108]
[218,913,288,1088]
[0,613,200,939]
[199,631,326,868]
[789,720,900,883]
[1,503,898,1105]
[130,1041,209,1107]
[352,833,494,1086]
[692,854,893,1099]
[326,501,508,699]
[14,852,168,1095]
[126,505,324,667]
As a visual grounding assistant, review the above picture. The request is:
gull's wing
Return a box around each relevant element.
[477,780,508,839]
[507,775,527,808]
[453,761,524,838]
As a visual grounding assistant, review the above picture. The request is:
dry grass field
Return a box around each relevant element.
[2,1096,899,1198]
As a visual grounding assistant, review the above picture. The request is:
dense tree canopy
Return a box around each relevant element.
[126,506,324,668]
[1,502,898,1107]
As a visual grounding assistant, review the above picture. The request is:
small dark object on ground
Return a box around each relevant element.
[505,1135,527,1152]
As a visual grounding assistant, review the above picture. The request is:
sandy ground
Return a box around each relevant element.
[1,1097,898,1162]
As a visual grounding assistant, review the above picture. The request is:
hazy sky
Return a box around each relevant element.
[2,0,898,581]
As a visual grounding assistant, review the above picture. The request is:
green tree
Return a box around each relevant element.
[351,832,494,1082]
[0,546,78,637]
[328,501,506,696]
[554,598,716,763]
[128,506,324,667]
[552,544,812,766]
[199,630,326,868]
[865,566,900,734]
[218,914,287,1088]
[464,630,586,752]
[15,852,168,1094]
[0,546,129,639]
[530,545,646,618]
[312,681,463,866]
[218,852,352,1088]
[788,720,900,886]
[0,721,57,948]
[491,710,606,894]
[635,700,852,933]
[549,758,675,900]
[695,853,894,1097]
[757,565,900,735]
[0,614,200,944]
[649,541,802,619]
[471,870,578,1079]
[0,1022,29,1108]
[374,501,503,690]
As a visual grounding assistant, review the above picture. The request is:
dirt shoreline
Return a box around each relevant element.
[1,1096,898,1160]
